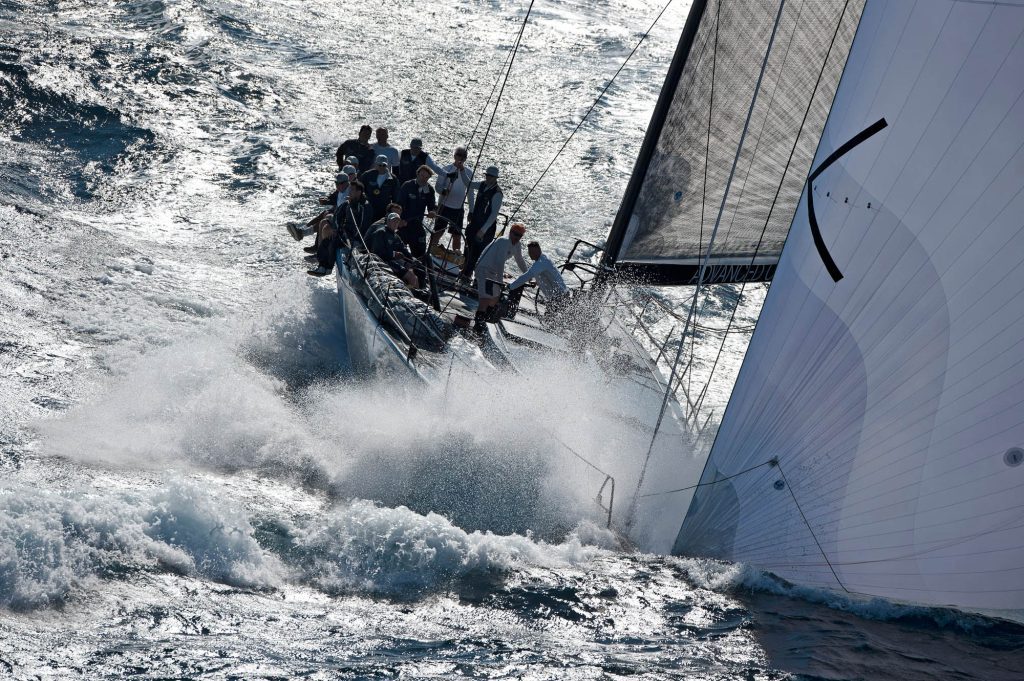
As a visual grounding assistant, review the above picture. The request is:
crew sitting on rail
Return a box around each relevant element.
[508,240,570,315]
[306,181,373,278]
[433,147,473,252]
[306,213,337,278]
[288,172,350,244]
[462,165,504,277]
[472,222,528,334]
[335,180,374,246]
[361,156,400,222]
[397,138,444,184]
[396,165,437,257]
[370,212,421,289]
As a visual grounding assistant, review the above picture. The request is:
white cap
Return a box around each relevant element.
[485,165,500,178]
[342,165,357,175]
[375,154,389,166]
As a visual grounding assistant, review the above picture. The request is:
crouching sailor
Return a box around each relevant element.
[472,222,528,334]
[369,212,421,290]
[508,240,570,316]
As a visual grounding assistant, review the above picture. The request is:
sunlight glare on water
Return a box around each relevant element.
[1,0,1023,678]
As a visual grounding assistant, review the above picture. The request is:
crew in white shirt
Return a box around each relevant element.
[370,127,400,167]
[509,241,568,300]
[472,223,528,334]
[432,147,474,252]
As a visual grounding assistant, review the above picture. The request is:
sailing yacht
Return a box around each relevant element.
[332,0,1024,611]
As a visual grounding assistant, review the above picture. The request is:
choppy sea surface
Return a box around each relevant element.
[1,0,1023,678]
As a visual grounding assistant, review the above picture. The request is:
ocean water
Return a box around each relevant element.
[1,0,1023,679]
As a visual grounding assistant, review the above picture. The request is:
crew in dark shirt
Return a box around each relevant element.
[369,213,420,289]
[336,125,374,172]
[397,138,444,184]
[360,155,400,222]
[396,166,437,257]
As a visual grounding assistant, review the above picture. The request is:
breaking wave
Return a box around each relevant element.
[0,482,606,610]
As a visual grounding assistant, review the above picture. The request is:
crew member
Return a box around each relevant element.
[462,165,503,276]
[396,165,437,257]
[360,156,399,222]
[369,212,420,289]
[433,147,473,252]
[397,138,444,184]
[508,240,570,316]
[472,222,528,334]
[336,180,374,246]
[289,172,349,245]
[371,127,400,168]
[336,125,374,172]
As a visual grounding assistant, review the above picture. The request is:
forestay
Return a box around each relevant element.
[674,0,1024,610]
[605,0,864,285]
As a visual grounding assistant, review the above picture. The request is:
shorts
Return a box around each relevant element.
[435,205,464,235]
[476,272,501,299]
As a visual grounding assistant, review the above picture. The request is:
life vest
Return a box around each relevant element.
[471,182,502,233]
[398,149,428,184]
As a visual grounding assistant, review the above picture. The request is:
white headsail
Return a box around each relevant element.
[674,0,1024,610]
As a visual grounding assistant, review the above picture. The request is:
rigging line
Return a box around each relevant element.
[469,0,536,185]
[506,0,680,221]
[467,38,519,150]
[626,0,789,530]
[775,460,850,593]
[638,458,776,498]
[685,0,808,411]
[688,0,721,404]
[691,0,853,418]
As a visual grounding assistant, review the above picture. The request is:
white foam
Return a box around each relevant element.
[291,499,604,597]
[0,481,608,609]
[0,483,281,610]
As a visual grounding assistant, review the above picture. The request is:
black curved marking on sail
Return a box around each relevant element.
[806,117,887,282]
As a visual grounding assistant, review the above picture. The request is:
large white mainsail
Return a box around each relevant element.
[674,0,1024,610]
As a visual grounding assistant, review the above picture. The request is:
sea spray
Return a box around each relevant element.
[0,482,608,609]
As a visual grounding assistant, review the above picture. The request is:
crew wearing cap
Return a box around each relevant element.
[288,172,351,243]
[433,147,473,252]
[360,155,400,222]
[462,165,504,276]
[336,125,374,173]
[335,180,374,246]
[396,165,437,257]
[371,127,400,168]
[369,212,420,289]
[308,181,372,277]
[472,222,528,334]
[341,164,358,183]
[397,138,444,184]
